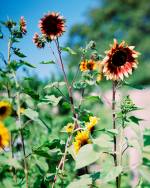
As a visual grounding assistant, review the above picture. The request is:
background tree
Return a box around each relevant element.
[67,0,150,86]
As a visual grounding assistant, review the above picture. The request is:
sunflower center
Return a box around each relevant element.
[0,107,7,115]
[112,50,127,67]
[43,15,61,35]
[81,139,88,147]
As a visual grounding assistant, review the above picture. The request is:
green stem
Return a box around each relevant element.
[8,37,29,188]
[112,81,120,188]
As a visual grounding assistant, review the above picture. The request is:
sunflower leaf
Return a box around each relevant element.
[40,60,55,64]
[60,47,77,55]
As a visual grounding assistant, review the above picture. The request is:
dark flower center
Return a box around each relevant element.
[43,15,62,35]
[81,139,88,147]
[112,50,127,67]
[0,107,7,115]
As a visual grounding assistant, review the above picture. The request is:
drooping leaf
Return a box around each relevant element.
[124,82,144,90]
[60,46,77,55]
[20,60,36,68]
[75,144,100,169]
[12,47,26,58]
[43,95,62,106]
[101,166,122,183]
[129,116,143,125]
[84,96,103,104]
[106,129,118,136]
[23,108,39,121]
[67,174,92,188]
[44,81,65,89]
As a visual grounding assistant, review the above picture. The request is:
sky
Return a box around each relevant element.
[0,0,98,79]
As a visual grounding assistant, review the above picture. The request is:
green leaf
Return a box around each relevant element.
[12,47,26,58]
[20,60,36,68]
[44,81,65,89]
[90,172,101,181]
[9,60,36,70]
[73,81,87,89]
[124,82,144,90]
[43,95,62,106]
[40,60,55,64]
[93,133,113,150]
[101,166,122,183]
[106,129,118,136]
[60,47,77,55]
[0,156,22,169]
[129,116,143,125]
[139,165,150,183]
[23,108,39,121]
[67,174,92,188]
[84,96,103,104]
[75,144,100,169]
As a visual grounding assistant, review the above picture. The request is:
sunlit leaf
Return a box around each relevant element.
[101,166,122,183]
[76,144,100,169]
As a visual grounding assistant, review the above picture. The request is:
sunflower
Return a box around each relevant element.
[33,33,45,48]
[74,130,91,153]
[19,16,27,34]
[102,39,140,81]
[65,123,74,134]
[80,60,88,72]
[39,12,65,40]
[0,101,12,120]
[80,59,97,72]
[87,59,96,71]
[85,116,99,132]
[0,122,10,149]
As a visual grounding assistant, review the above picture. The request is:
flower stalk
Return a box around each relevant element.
[8,38,29,188]
[55,38,78,129]
[112,81,120,188]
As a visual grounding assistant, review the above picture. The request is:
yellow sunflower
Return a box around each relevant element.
[0,122,10,149]
[0,101,12,120]
[80,60,88,72]
[86,59,96,71]
[102,39,140,81]
[74,130,91,153]
[85,116,99,132]
[65,123,74,134]
[80,59,97,72]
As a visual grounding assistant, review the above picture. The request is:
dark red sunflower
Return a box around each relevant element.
[39,12,65,40]
[102,39,140,81]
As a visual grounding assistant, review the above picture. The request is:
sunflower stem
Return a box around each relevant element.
[51,38,79,187]
[112,81,120,188]
[10,133,17,182]
[55,38,78,129]
[8,38,29,188]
